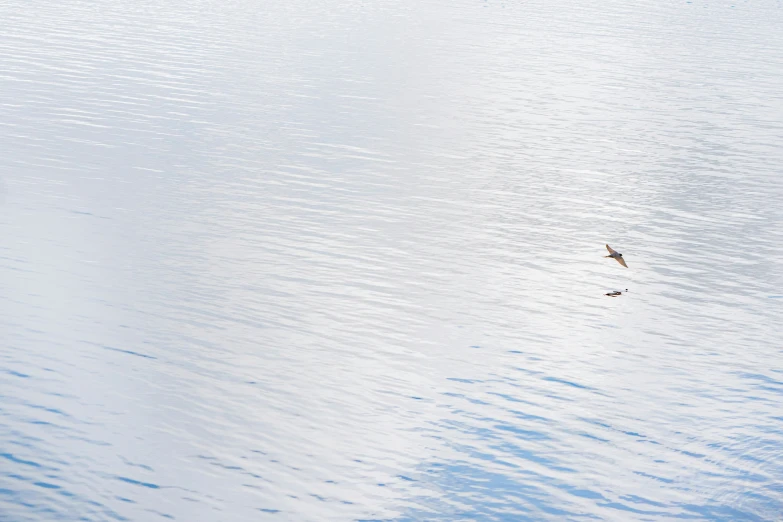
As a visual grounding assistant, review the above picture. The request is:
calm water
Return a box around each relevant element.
[2,0,783,520]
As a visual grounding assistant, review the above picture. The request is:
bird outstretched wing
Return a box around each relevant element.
[606,244,616,254]
[616,257,628,268]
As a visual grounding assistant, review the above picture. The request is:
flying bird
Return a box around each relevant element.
[605,289,628,297]
[605,244,628,267]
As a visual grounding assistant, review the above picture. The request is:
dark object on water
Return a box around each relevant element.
[605,244,628,268]
[605,289,628,297]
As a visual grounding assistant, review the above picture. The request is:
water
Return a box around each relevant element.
[2,0,782,520]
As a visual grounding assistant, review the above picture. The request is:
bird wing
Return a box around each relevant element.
[606,244,616,254]
[616,256,628,268]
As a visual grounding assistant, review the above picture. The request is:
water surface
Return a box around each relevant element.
[1,0,782,520]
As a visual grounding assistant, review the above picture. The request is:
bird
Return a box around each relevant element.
[605,289,628,297]
[605,244,628,267]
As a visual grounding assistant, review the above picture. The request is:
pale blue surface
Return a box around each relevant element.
[1,0,782,520]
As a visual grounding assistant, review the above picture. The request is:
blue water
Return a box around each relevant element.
[1,0,782,520]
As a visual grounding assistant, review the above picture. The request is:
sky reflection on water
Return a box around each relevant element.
[1,0,782,520]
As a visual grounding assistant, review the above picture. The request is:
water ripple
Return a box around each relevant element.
[2,0,783,520]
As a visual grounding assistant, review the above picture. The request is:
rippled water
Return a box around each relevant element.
[2,0,783,520]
